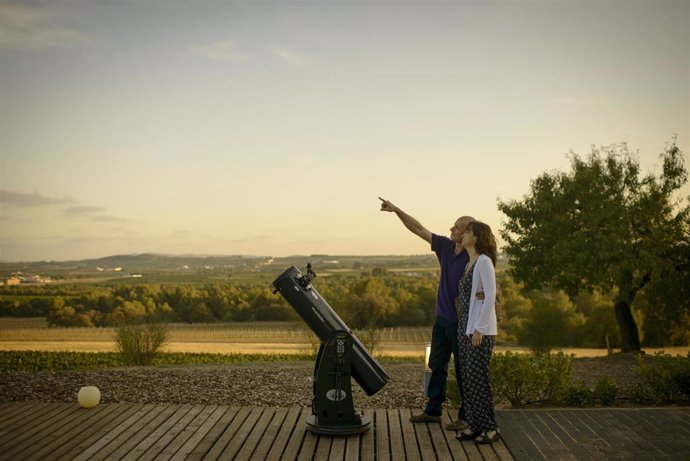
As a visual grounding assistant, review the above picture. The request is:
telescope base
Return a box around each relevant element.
[305,414,371,436]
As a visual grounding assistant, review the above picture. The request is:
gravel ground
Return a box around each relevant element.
[0,363,428,409]
[0,355,642,408]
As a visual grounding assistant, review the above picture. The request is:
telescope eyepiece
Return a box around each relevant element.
[298,262,317,290]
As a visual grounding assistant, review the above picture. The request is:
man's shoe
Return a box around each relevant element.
[409,413,441,423]
[445,419,469,431]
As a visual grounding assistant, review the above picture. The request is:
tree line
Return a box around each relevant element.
[1,268,686,348]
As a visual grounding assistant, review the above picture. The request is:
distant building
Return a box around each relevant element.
[5,278,20,286]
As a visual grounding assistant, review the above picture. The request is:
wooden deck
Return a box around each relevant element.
[0,403,688,460]
[0,403,510,460]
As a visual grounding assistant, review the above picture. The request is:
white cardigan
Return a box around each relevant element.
[464,254,498,336]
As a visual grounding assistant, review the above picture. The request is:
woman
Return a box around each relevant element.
[455,221,500,444]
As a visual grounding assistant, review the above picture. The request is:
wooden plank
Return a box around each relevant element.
[266,407,302,461]
[46,404,132,461]
[157,405,217,460]
[0,402,50,431]
[71,404,158,461]
[641,409,686,452]
[531,411,577,460]
[426,410,452,461]
[56,404,145,461]
[572,410,618,458]
[490,437,516,461]
[387,409,405,460]
[233,407,276,460]
[203,406,252,461]
[126,405,193,461]
[281,408,309,461]
[135,405,204,461]
[170,406,228,461]
[296,431,319,461]
[0,402,69,445]
[343,433,360,461]
[609,410,669,459]
[658,409,690,436]
[0,402,52,433]
[314,434,332,460]
[85,404,168,461]
[105,404,183,461]
[186,406,239,461]
[398,408,421,461]
[250,407,289,461]
[442,409,473,461]
[216,406,264,459]
[547,410,600,460]
[0,402,16,416]
[375,408,390,461]
[359,410,374,460]
[1,404,82,455]
[21,403,113,461]
[410,409,435,460]
[496,410,548,461]
[593,410,640,458]
[516,409,559,460]
[330,434,346,461]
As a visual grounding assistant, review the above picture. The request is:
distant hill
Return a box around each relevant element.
[0,253,439,277]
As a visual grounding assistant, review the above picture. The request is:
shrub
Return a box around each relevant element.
[628,382,649,404]
[566,380,595,407]
[637,352,690,403]
[490,351,574,407]
[115,322,169,366]
[534,352,573,403]
[490,352,540,407]
[594,376,619,406]
[355,322,381,356]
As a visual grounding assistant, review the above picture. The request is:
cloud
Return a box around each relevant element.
[91,215,125,222]
[190,40,242,61]
[0,189,76,207]
[63,235,114,245]
[0,3,90,50]
[270,48,306,67]
[63,206,106,216]
[62,205,125,222]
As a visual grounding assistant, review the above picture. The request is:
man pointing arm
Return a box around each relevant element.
[379,196,473,431]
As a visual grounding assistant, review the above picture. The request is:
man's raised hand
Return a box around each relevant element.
[379,197,398,213]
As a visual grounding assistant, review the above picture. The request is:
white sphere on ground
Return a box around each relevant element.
[78,386,101,408]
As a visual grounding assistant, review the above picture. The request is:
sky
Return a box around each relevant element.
[1,0,688,262]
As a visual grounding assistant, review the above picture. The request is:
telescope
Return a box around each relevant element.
[272,264,389,435]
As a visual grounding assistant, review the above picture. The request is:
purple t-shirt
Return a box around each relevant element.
[432,233,469,321]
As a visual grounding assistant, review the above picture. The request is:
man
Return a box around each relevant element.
[379,197,474,431]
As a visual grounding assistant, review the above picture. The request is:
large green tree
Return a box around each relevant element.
[498,141,689,352]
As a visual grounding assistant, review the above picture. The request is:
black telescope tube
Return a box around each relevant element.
[272,266,389,396]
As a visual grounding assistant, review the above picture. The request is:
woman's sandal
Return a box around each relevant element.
[456,429,479,441]
[475,430,501,445]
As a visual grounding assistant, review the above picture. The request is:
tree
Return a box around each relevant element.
[518,289,584,354]
[345,277,398,329]
[498,141,689,351]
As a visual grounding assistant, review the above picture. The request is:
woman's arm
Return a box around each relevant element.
[473,255,496,336]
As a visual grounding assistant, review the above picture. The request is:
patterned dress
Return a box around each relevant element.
[457,263,497,433]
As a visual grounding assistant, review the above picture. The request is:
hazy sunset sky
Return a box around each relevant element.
[1,0,688,262]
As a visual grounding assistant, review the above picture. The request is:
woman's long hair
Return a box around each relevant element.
[468,221,498,266]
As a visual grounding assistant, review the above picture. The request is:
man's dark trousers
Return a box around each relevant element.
[424,316,466,420]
